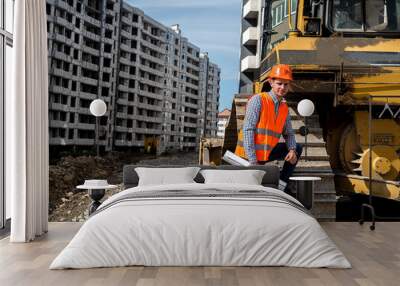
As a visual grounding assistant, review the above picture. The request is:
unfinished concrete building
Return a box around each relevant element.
[199,53,221,138]
[46,0,220,154]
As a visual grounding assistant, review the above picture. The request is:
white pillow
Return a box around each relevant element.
[200,169,265,185]
[135,167,200,186]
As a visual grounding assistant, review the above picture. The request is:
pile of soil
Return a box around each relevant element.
[48,151,198,221]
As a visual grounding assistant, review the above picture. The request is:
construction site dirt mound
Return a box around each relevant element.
[49,152,198,221]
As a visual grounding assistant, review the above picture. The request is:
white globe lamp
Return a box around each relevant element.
[90,99,107,117]
[297,99,315,117]
[90,99,107,156]
[297,99,315,161]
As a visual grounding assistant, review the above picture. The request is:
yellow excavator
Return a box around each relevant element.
[201,0,400,202]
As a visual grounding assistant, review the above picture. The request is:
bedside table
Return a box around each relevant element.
[76,180,117,215]
[289,176,321,210]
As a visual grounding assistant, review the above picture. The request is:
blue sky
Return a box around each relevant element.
[127,0,242,111]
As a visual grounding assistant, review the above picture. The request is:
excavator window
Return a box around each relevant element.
[365,0,388,31]
[330,0,400,32]
[332,0,363,30]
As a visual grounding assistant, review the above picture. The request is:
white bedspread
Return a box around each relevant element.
[50,183,351,269]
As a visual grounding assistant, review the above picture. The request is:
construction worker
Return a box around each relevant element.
[235,64,302,192]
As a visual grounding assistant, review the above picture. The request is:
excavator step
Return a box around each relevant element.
[294,133,325,145]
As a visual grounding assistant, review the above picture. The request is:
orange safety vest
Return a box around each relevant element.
[235,92,288,162]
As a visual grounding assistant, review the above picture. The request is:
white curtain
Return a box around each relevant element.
[7,0,49,242]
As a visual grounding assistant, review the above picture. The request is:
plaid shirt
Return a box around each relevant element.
[243,92,296,164]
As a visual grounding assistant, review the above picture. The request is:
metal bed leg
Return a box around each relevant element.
[359,203,376,231]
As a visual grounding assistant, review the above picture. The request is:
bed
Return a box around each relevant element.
[50,165,351,269]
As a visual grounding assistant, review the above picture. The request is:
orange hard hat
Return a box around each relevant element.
[268,64,293,81]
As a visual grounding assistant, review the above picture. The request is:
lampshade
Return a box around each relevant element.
[297,99,315,117]
[90,99,107,117]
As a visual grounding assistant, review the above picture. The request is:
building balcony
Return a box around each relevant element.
[51,68,71,78]
[54,34,73,45]
[104,23,114,31]
[136,103,163,112]
[186,61,200,70]
[121,16,131,25]
[138,90,164,101]
[78,91,97,100]
[243,0,259,20]
[183,122,197,128]
[241,55,259,72]
[116,97,129,105]
[106,8,115,16]
[186,51,199,61]
[54,16,74,31]
[82,29,101,42]
[75,138,96,146]
[242,27,259,46]
[116,112,127,119]
[114,139,130,146]
[182,142,197,147]
[102,66,112,74]
[53,51,72,62]
[141,39,166,55]
[81,61,99,71]
[183,101,198,109]
[49,85,70,95]
[120,42,135,52]
[74,107,92,114]
[142,28,165,42]
[135,115,163,124]
[140,77,164,89]
[184,81,198,90]
[140,52,165,66]
[182,112,199,118]
[182,131,197,136]
[121,56,137,67]
[103,37,114,45]
[119,70,133,79]
[184,71,199,81]
[118,84,131,93]
[139,65,164,78]
[81,76,98,86]
[49,103,69,112]
[101,81,112,89]
[50,120,69,128]
[49,138,68,146]
[84,15,101,27]
[82,45,100,57]
[115,126,129,133]
[56,0,75,12]
[75,123,95,130]
[134,127,162,135]
[120,29,132,39]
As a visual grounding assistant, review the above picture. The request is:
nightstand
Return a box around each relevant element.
[289,176,321,210]
[76,180,117,215]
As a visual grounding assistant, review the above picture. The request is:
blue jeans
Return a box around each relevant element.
[261,143,303,183]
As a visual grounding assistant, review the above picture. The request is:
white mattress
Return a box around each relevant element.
[50,183,351,269]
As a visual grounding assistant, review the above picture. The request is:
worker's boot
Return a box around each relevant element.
[279,179,296,197]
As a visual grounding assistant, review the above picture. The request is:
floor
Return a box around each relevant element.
[1,222,399,286]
